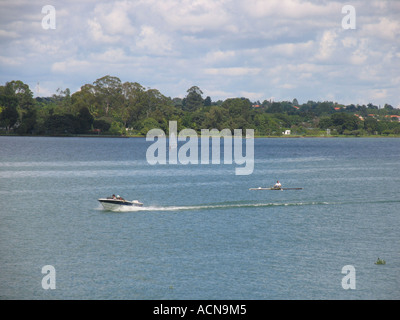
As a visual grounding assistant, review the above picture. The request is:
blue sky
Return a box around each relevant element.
[0,0,399,107]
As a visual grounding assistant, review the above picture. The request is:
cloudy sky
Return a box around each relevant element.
[1,0,399,107]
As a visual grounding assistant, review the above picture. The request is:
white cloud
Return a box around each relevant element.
[92,1,136,35]
[268,40,314,58]
[51,59,91,73]
[91,48,129,63]
[0,29,19,39]
[269,63,324,77]
[315,30,338,61]
[341,37,357,48]
[203,89,234,100]
[243,0,340,19]
[0,55,24,66]
[154,0,234,33]
[87,18,117,43]
[239,91,264,100]
[349,40,368,65]
[279,83,297,89]
[0,0,399,107]
[134,25,173,55]
[361,17,400,42]
[204,50,236,64]
[205,67,262,76]
[369,89,388,101]
[87,1,136,43]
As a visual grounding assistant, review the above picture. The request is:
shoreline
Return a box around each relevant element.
[1,133,400,139]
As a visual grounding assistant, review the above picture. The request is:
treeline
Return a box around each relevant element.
[1,76,400,137]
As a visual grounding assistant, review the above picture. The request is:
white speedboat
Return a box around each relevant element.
[98,195,143,211]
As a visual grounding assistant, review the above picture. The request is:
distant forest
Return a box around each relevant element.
[1,75,400,137]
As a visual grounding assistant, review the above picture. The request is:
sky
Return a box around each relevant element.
[0,0,399,107]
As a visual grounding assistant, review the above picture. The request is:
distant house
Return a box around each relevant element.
[282,130,291,135]
[389,115,400,121]
[293,106,299,110]
[354,114,364,121]
[252,104,261,108]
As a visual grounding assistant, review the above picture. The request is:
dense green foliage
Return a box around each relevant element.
[1,76,399,136]
[375,258,386,265]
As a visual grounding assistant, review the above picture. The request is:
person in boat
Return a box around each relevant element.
[112,194,116,199]
[274,181,282,189]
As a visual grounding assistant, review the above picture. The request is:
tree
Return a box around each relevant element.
[93,75,123,116]
[71,84,97,116]
[16,108,37,134]
[346,104,357,112]
[44,114,80,134]
[108,121,125,135]
[329,113,361,133]
[202,106,228,129]
[0,80,36,133]
[319,117,333,129]
[53,88,72,113]
[315,101,334,116]
[172,97,184,109]
[364,117,378,134]
[77,107,94,133]
[274,113,292,128]
[204,96,212,107]
[190,109,206,130]
[222,98,252,120]
[2,80,34,111]
[185,86,203,111]
[266,102,283,114]
[121,81,146,125]
[0,95,19,133]
[3,76,399,138]
[358,105,368,117]
[139,117,159,135]
[145,89,166,118]
[93,119,111,132]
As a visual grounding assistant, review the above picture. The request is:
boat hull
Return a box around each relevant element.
[98,199,143,211]
[249,187,303,190]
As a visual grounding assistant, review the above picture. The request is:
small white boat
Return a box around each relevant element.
[249,187,303,191]
[98,195,143,211]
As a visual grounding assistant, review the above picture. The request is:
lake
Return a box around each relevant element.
[0,136,399,299]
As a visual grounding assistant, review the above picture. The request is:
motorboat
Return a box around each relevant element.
[249,187,303,191]
[98,195,143,211]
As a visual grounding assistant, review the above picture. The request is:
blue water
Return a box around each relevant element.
[0,136,399,299]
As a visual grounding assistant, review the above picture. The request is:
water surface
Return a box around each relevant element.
[0,136,399,299]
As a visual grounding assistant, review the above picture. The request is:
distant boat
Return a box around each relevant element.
[98,195,143,211]
[249,187,303,191]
